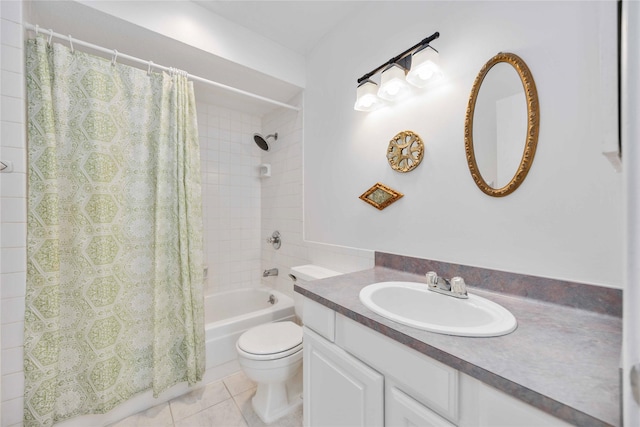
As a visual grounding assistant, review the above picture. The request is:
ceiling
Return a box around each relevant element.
[193,1,362,55]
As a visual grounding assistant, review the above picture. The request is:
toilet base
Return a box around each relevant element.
[251,370,303,425]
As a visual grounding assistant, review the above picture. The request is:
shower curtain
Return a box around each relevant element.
[24,36,205,426]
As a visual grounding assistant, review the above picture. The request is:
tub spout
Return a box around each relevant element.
[263,268,278,277]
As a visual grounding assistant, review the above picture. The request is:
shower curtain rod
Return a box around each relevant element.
[24,23,300,112]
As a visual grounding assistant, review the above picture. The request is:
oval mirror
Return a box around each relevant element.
[464,52,539,197]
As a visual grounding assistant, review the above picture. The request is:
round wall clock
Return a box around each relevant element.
[387,130,424,173]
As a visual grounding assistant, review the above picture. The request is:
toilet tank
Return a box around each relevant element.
[289,265,342,320]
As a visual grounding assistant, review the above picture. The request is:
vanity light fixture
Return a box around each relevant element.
[354,79,385,111]
[354,31,440,111]
[378,63,411,101]
[406,45,443,88]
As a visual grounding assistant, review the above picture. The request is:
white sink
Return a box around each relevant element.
[359,281,517,337]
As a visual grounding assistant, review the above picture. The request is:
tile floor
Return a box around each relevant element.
[109,371,302,427]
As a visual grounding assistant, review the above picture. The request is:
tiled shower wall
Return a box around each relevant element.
[260,97,309,296]
[198,96,374,299]
[196,103,263,295]
[1,2,26,425]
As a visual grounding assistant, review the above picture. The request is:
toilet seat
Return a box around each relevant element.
[237,321,303,361]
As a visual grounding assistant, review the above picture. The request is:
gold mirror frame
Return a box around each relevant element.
[464,52,539,197]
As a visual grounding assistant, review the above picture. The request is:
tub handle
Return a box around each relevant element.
[267,231,281,249]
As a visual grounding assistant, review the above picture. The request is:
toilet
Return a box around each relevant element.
[236,264,341,424]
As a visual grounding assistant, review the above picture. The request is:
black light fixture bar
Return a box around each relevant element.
[357,31,440,84]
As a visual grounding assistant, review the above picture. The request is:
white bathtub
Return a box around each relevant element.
[204,287,295,375]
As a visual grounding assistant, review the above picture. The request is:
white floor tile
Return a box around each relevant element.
[169,380,230,422]
[223,371,255,397]
[174,399,247,427]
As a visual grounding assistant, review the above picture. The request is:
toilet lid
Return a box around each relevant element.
[238,321,303,356]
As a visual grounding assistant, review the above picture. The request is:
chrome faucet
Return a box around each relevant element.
[425,271,468,299]
[263,268,278,277]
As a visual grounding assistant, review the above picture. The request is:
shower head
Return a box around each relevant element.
[253,133,278,151]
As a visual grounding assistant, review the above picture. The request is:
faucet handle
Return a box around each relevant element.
[450,276,467,296]
[425,271,438,286]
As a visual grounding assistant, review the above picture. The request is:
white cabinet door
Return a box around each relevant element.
[458,374,571,427]
[303,327,384,427]
[386,384,456,427]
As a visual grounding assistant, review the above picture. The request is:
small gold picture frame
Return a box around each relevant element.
[359,182,404,210]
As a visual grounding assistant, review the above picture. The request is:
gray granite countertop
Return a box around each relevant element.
[294,267,621,427]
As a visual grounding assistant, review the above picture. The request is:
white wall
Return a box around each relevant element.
[304,1,623,288]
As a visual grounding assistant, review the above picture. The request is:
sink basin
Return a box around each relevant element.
[359,281,517,337]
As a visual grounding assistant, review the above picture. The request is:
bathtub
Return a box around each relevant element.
[204,287,295,378]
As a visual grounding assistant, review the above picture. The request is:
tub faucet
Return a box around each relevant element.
[263,268,278,277]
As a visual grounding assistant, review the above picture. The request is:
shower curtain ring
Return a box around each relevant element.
[48,29,53,45]
[111,49,118,66]
[68,35,74,53]
[35,24,39,36]
[147,60,153,76]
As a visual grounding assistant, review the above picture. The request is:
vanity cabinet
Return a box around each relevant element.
[301,296,571,427]
[303,327,384,427]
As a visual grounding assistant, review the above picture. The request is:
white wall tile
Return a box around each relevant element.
[0,197,26,223]
[1,396,24,427]
[1,371,24,401]
[0,222,25,248]
[0,19,21,48]
[0,248,25,274]
[1,70,23,98]
[0,1,23,24]
[0,95,24,123]
[0,170,25,198]
[1,272,26,299]
[1,44,22,74]
[1,121,25,148]
[1,322,24,350]
[1,297,24,324]
[1,346,22,375]
[1,4,27,422]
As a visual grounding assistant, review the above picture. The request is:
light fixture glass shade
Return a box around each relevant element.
[354,79,384,111]
[406,46,443,88]
[377,63,411,101]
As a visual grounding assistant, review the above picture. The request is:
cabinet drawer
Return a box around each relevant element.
[303,297,336,341]
[387,383,456,427]
[336,314,458,423]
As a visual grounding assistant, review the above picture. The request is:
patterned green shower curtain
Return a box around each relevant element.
[24,36,205,426]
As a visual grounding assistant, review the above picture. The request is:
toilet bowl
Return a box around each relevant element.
[236,265,342,424]
[236,321,303,424]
